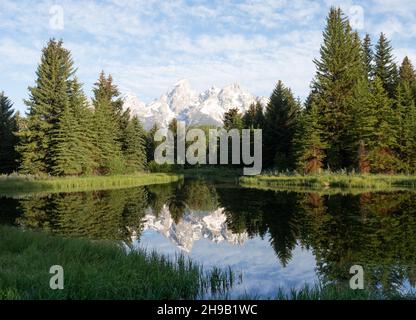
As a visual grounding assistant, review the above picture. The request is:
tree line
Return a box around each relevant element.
[1,40,147,175]
[1,7,416,176]
[224,7,416,174]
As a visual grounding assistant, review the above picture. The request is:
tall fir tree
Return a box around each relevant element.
[16,39,75,174]
[223,108,243,130]
[374,33,398,98]
[92,72,125,174]
[123,116,147,172]
[347,79,377,173]
[293,103,327,174]
[0,92,18,173]
[312,8,364,169]
[146,123,160,163]
[263,80,300,170]
[50,78,97,175]
[367,77,400,173]
[243,102,264,129]
[396,57,416,172]
[362,34,374,81]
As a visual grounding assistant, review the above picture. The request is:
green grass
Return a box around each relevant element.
[1,226,414,300]
[0,226,234,300]
[0,173,182,197]
[240,172,416,192]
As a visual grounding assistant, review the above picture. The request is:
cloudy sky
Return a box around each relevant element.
[1,0,416,113]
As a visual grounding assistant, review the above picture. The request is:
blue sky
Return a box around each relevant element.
[1,0,416,113]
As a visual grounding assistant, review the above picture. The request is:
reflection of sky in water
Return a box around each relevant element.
[136,230,318,298]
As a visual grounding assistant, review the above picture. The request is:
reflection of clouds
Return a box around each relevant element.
[134,208,317,298]
[137,205,248,252]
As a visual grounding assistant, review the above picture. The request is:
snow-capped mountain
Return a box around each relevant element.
[133,205,248,252]
[123,80,268,130]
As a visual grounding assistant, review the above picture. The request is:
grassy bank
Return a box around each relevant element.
[2,226,414,300]
[0,226,233,300]
[0,173,182,196]
[240,172,416,191]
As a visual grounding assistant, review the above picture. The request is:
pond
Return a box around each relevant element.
[1,178,416,298]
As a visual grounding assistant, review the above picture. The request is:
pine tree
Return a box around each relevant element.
[374,33,398,97]
[223,108,243,130]
[243,102,264,129]
[254,102,265,129]
[146,123,159,163]
[293,103,327,174]
[347,79,377,173]
[367,77,400,173]
[16,39,75,174]
[50,78,97,175]
[0,92,18,173]
[123,116,147,172]
[399,56,416,84]
[92,72,125,174]
[263,81,300,170]
[396,57,416,172]
[362,34,374,81]
[312,8,364,169]
[242,103,256,129]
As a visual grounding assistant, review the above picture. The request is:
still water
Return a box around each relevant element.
[1,178,416,298]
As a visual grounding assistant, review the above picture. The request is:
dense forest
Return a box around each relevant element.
[1,7,416,176]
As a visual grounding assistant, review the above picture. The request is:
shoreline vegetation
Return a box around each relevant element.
[0,226,233,300]
[0,172,182,196]
[2,169,416,197]
[240,172,416,192]
[1,226,414,300]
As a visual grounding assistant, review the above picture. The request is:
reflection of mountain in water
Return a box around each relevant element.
[138,205,248,252]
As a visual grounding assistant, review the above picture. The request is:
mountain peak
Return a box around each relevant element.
[125,81,266,129]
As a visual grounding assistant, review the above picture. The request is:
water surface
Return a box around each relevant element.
[2,179,416,298]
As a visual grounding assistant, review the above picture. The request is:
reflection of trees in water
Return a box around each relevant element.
[17,188,148,244]
[217,187,416,294]
[8,179,416,294]
[299,191,416,294]
[147,179,219,223]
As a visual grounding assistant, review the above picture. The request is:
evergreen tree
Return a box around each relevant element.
[347,79,377,173]
[362,34,374,81]
[312,8,364,169]
[223,108,243,130]
[243,102,264,129]
[0,92,18,173]
[263,81,301,170]
[399,56,416,84]
[396,58,416,172]
[123,116,147,172]
[50,78,97,175]
[146,123,160,163]
[16,39,75,174]
[374,33,398,97]
[293,103,327,174]
[92,72,125,174]
[367,77,400,173]
[242,103,256,129]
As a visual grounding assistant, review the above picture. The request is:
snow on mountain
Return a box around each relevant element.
[136,205,248,252]
[124,80,268,130]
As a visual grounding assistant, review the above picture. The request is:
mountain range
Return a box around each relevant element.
[134,205,248,252]
[123,80,268,130]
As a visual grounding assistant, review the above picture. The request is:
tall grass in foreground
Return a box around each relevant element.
[0,173,182,196]
[240,171,416,191]
[0,226,233,300]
